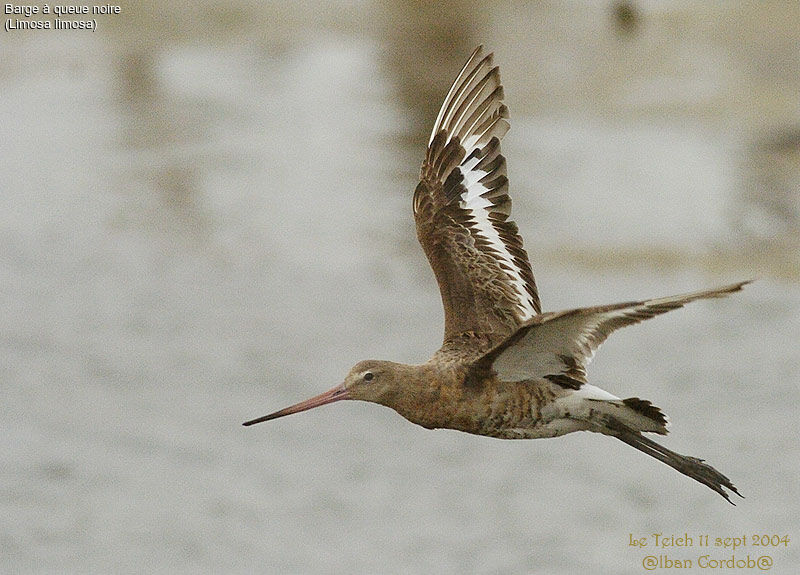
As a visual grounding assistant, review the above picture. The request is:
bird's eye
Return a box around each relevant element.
[363,372,374,382]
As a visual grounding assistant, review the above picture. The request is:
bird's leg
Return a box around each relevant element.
[599,416,742,505]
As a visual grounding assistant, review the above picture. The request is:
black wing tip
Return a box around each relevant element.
[470,44,492,58]
[467,45,493,71]
[724,279,754,293]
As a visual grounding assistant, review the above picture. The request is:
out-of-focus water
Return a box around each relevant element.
[2,1,799,573]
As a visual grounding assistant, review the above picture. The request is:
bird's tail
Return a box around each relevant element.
[602,415,742,504]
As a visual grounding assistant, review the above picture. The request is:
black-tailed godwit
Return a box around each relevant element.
[245,46,747,504]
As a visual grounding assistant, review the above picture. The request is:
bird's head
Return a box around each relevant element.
[242,359,404,426]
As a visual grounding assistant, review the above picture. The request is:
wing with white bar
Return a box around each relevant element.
[414,46,541,347]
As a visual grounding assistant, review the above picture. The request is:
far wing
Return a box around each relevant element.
[414,46,541,347]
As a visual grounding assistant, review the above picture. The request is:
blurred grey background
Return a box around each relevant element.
[1,1,798,573]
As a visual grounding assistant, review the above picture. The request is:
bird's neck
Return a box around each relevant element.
[380,363,491,434]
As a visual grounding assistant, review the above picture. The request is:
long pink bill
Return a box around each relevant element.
[242,383,350,426]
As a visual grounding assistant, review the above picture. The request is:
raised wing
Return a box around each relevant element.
[414,46,541,348]
[476,281,750,386]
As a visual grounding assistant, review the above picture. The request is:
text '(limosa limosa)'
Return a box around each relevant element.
[245,46,748,504]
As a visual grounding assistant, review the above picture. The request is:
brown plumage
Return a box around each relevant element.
[245,46,748,504]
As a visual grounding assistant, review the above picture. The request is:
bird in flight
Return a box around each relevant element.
[245,46,747,504]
